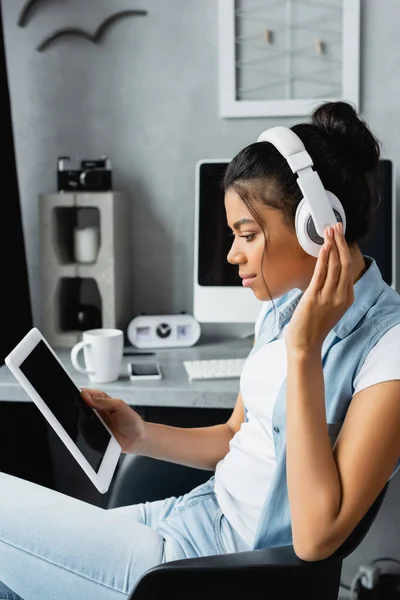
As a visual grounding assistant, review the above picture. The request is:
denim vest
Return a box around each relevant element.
[249,256,400,550]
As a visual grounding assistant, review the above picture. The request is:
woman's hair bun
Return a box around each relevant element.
[311,101,380,172]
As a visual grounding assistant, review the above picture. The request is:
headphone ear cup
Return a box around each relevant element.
[295,191,346,258]
[295,197,317,257]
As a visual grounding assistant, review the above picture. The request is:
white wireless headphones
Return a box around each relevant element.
[257,126,346,257]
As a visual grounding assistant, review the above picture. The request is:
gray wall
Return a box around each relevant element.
[3,0,400,590]
[2,0,277,334]
[3,0,400,324]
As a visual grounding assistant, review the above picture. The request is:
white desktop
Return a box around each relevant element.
[193,158,396,327]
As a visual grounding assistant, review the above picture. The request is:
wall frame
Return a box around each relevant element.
[218,0,360,118]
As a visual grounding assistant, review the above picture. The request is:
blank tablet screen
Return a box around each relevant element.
[20,341,111,472]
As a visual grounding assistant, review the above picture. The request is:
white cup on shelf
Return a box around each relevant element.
[73,226,100,263]
[70,328,123,383]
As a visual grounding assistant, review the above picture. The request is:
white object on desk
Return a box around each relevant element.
[127,314,201,349]
[70,328,123,383]
[183,358,246,381]
[73,225,100,263]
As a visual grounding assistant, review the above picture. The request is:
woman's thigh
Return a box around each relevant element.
[108,476,250,561]
[108,494,179,530]
[154,477,251,560]
[0,472,173,600]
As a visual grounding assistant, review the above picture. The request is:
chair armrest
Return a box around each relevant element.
[129,546,342,600]
[149,544,343,572]
[156,545,307,570]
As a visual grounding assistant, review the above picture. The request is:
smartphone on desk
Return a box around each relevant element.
[128,362,163,381]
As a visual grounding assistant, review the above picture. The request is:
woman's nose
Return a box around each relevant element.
[227,247,245,265]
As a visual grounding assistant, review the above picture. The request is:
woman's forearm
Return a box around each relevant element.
[133,421,234,471]
[286,347,342,559]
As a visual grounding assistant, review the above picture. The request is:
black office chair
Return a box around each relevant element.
[107,454,390,600]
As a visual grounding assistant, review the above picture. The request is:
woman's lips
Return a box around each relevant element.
[241,275,257,288]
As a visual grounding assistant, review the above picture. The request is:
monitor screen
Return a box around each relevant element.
[198,161,240,287]
[197,159,394,287]
[358,159,394,286]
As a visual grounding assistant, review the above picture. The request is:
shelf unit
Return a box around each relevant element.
[39,191,132,347]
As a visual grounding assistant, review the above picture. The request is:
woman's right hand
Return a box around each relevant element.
[81,388,146,454]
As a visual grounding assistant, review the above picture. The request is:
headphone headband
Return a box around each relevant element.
[256,125,344,252]
[257,126,313,174]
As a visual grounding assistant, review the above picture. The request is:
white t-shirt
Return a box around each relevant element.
[214,304,400,547]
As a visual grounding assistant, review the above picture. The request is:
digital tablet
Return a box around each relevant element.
[5,327,121,493]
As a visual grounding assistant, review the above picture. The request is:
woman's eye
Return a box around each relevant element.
[228,232,256,242]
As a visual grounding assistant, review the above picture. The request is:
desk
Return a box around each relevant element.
[0,337,253,409]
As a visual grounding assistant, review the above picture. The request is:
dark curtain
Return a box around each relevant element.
[0,5,33,364]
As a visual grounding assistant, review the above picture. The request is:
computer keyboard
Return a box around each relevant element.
[183,358,247,381]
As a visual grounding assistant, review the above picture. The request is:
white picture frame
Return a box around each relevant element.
[218,0,360,118]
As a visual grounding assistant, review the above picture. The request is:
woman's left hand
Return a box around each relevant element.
[285,222,355,353]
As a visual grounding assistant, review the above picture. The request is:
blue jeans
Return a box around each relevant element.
[0,472,250,599]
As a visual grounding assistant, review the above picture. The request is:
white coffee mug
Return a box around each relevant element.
[70,328,124,383]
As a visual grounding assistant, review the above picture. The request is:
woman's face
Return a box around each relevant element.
[225,188,317,300]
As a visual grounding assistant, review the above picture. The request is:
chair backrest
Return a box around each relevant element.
[329,481,390,560]
[108,454,212,508]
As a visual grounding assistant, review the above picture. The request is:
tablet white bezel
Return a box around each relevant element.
[5,327,121,494]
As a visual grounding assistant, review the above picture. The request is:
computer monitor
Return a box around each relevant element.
[359,159,396,289]
[193,158,396,323]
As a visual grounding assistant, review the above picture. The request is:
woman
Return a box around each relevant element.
[2,101,400,600]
